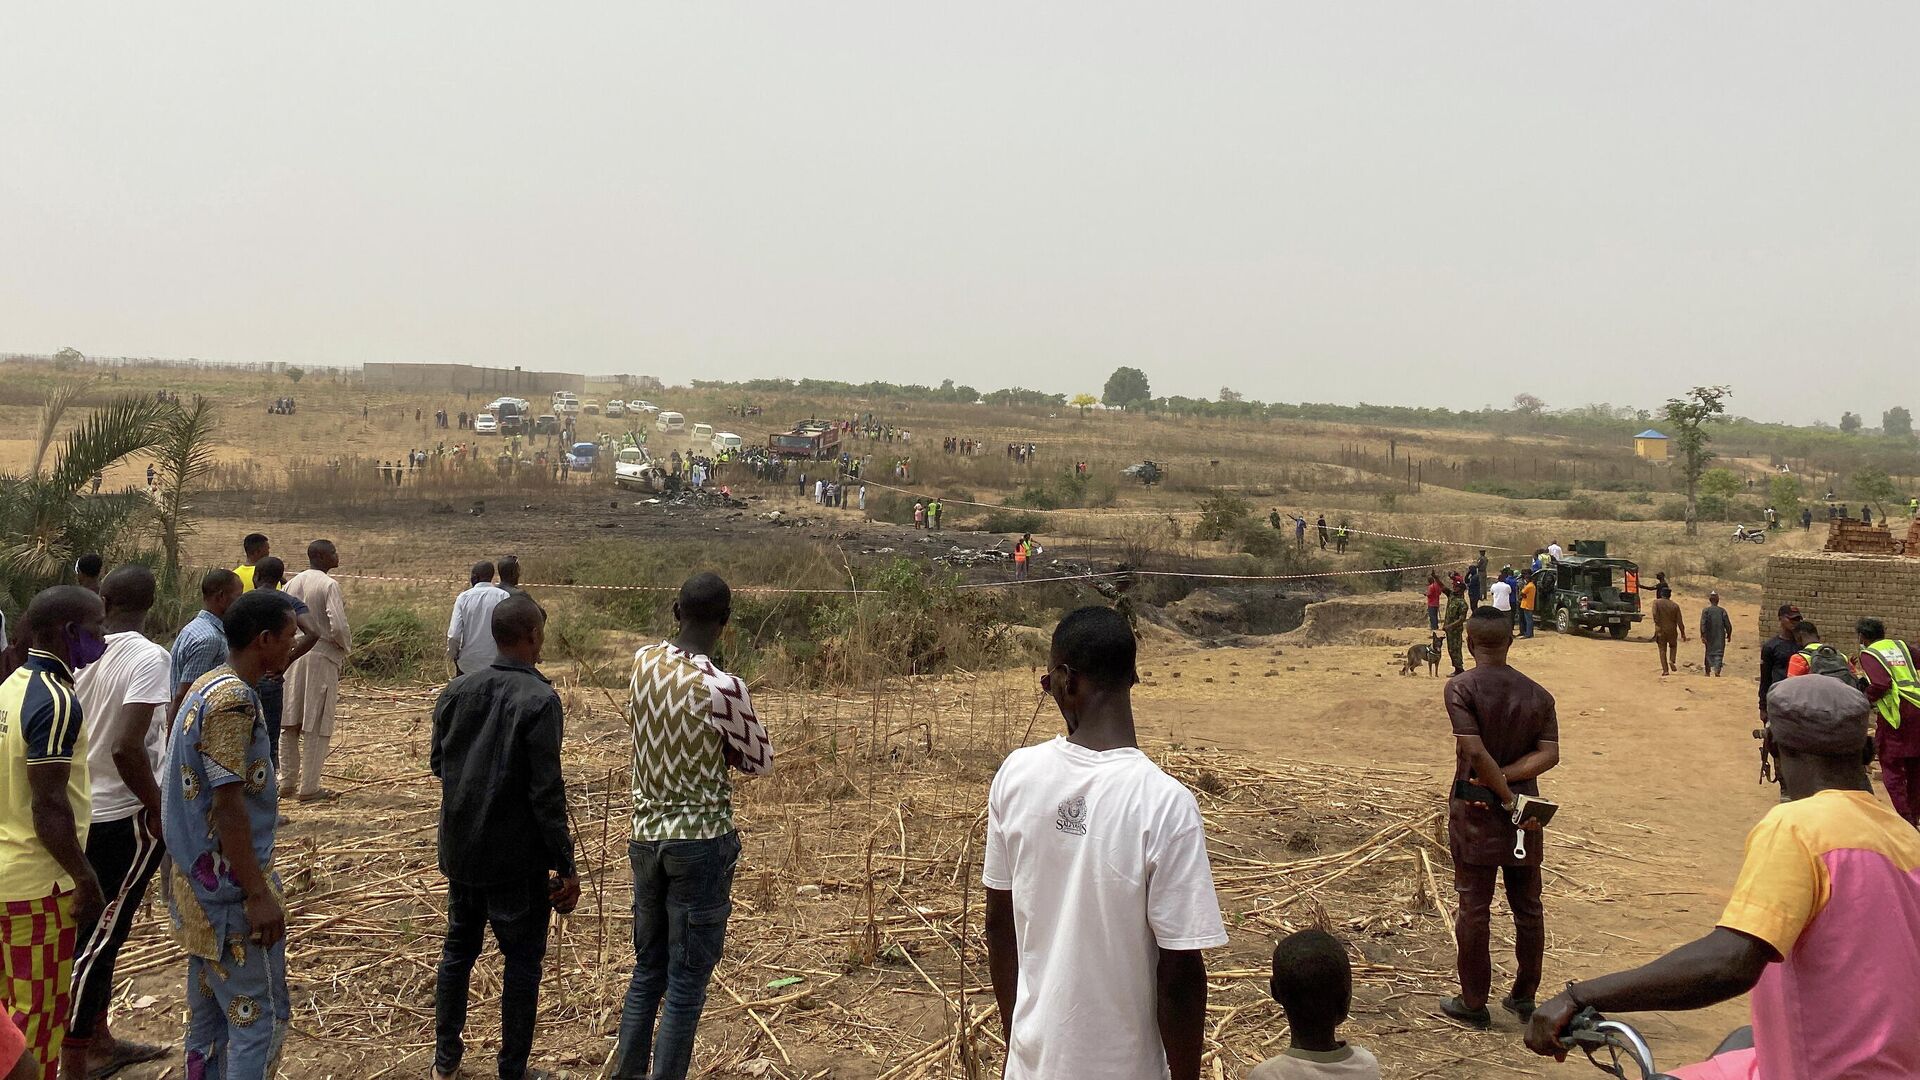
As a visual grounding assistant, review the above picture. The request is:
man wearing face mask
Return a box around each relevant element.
[984,606,1227,1080]
[0,586,110,1078]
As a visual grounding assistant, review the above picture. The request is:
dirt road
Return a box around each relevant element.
[1139,597,1786,1072]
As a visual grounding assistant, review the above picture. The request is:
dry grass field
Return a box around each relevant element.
[0,356,1890,1078]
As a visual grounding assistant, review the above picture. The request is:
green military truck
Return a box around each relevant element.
[1539,540,1644,639]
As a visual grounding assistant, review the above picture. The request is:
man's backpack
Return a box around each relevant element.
[1802,645,1857,684]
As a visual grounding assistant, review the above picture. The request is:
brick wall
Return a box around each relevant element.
[1762,553,1920,642]
[1823,518,1897,555]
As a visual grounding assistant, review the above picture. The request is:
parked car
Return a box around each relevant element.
[473,412,498,434]
[631,400,656,412]
[568,441,600,473]
[583,400,601,415]
[656,411,686,432]
[711,431,744,455]
[692,422,715,442]
[606,400,626,418]
[534,414,560,435]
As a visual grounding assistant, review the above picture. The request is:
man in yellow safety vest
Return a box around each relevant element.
[1858,617,1920,826]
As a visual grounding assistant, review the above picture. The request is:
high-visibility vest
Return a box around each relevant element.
[1863,640,1920,729]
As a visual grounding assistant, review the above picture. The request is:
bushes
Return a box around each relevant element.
[983,509,1047,534]
[1360,539,1443,591]
[1193,493,1253,542]
[349,606,438,681]
[1463,480,1573,500]
[1564,496,1616,520]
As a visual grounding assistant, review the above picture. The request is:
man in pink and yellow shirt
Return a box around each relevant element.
[1526,674,1920,1078]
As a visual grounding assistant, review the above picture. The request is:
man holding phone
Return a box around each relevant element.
[430,595,578,1080]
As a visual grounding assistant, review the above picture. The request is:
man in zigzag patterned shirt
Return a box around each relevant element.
[611,573,771,1080]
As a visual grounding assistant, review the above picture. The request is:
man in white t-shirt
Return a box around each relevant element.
[64,565,171,1077]
[984,606,1227,1080]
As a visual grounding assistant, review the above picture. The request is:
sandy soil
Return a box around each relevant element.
[1137,598,1784,1070]
[77,597,1815,1080]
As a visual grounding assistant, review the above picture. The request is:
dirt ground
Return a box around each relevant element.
[80,597,1801,1080]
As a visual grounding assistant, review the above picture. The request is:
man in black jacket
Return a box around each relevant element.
[430,595,578,1080]
[1760,604,1803,722]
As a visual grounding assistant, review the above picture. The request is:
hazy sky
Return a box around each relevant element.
[3,4,1914,424]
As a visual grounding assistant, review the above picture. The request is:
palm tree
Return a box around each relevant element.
[152,395,222,587]
[0,387,172,609]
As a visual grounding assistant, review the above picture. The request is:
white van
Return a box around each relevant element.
[656,411,686,432]
[711,431,744,455]
[692,422,715,442]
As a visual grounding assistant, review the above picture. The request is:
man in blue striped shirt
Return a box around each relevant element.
[169,570,243,722]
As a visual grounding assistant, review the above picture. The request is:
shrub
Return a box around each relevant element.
[1360,539,1443,592]
[349,606,438,681]
[1463,480,1572,500]
[1563,496,1616,520]
[983,509,1047,534]
[1193,492,1254,541]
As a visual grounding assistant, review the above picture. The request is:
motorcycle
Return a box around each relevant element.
[1730,526,1766,545]
[1564,1009,1752,1079]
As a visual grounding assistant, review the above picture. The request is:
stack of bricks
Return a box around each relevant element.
[1762,553,1920,642]
[1824,518,1898,555]
[1907,515,1920,555]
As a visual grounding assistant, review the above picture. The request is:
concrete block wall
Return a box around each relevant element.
[1762,553,1920,643]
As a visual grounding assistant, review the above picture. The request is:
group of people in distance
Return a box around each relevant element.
[5,527,1920,1079]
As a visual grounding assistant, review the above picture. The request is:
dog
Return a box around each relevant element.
[1402,636,1442,677]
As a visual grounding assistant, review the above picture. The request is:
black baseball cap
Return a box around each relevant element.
[1778,604,1803,620]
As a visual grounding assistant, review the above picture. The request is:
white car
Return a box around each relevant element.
[474,412,498,434]
[583,400,601,415]
[712,432,744,455]
[606,400,626,418]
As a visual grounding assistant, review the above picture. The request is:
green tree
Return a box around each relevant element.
[51,346,83,369]
[1840,411,1863,433]
[1885,406,1913,439]
[1663,385,1730,536]
[1767,473,1802,516]
[0,390,172,608]
[1513,393,1547,414]
[285,366,305,384]
[1699,467,1742,520]
[1102,366,1152,409]
[151,395,222,588]
[1219,386,1242,403]
[1850,466,1899,518]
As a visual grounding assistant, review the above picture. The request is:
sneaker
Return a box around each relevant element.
[1439,996,1491,1030]
[1501,996,1536,1022]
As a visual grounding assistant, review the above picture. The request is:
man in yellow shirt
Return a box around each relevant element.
[0,588,109,1077]
[1517,577,1538,640]
[232,533,269,591]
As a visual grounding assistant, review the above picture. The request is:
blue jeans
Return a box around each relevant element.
[1428,606,1439,632]
[612,832,741,1080]
[1520,610,1534,638]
